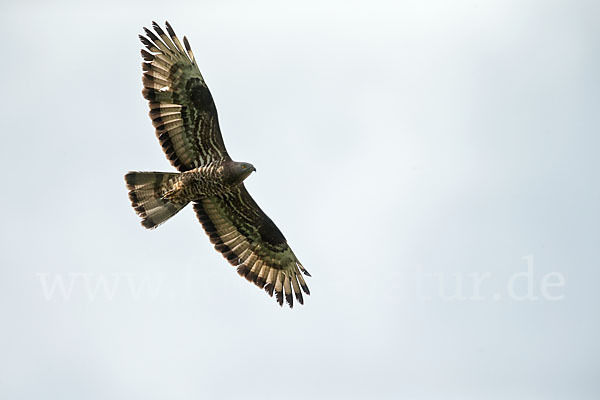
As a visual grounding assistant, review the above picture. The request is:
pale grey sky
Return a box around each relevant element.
[1,0,599,399]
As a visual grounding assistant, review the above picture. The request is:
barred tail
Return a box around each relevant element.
[125,171,187,229]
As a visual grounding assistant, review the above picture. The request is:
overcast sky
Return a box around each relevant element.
[1,0,599,399]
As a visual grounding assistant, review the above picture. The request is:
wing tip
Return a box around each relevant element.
[256,276,266,289]
[139,35,153,49]
[143,27,157,41]
[152,21,163,35]
[265,283,274,297]
[285,293,294,308]
[301,284,310,295]
[165,20,175,36]
[141,49,154,61]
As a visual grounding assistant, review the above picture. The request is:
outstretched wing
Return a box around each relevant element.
[140,21,229,171]
[194,185,311,307]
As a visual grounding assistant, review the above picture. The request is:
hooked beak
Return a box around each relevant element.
[252,166,257,172]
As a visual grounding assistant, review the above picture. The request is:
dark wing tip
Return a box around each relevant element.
[295,292,304,305]
[265,283,274,297]
[183,36,191,51]
[256,276,266,289]
[141,49,154,61]
[165,21,176,36]
[301,284,310,295]
[285,293,294,308]
[153,22,167,38]
[246,270,258,284]
[225,252,239,263]
[237,265,250,280]
[143,27,156,41]
[139,35,154,50]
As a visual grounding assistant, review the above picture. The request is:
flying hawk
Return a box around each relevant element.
[125,21,310,307]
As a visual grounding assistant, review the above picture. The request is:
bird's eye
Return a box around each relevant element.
[241,165,246,169]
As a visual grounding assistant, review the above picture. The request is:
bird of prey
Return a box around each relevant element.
[125,21,310,307]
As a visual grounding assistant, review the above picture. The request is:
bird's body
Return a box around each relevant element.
[125,22,310,307]
[153,160,251,202]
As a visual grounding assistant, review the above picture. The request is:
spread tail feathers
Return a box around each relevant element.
[125,171,187,229]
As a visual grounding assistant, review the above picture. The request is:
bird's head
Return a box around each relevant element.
[230,161,256,183]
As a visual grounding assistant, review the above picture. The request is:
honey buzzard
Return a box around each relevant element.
[125,22,310,307]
